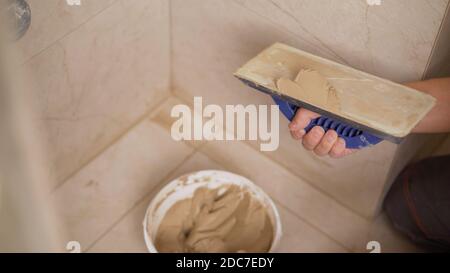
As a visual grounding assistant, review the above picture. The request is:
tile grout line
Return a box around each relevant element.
[22,0,121,65]
[85,149,198,252]
[421,0,450,79]
[51,93,172,194]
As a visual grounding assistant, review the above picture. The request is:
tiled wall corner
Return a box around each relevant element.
[424,2,450,78]
[22,0,171,186]
[170,0,448,218]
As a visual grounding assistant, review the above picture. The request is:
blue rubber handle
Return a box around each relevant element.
[272,96,382,149]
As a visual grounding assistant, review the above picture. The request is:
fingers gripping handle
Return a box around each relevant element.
[272,96,382,149]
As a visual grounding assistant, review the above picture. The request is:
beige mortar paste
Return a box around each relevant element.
[276,69,341,113]
[154,184,273,253]
[235,43,436,138]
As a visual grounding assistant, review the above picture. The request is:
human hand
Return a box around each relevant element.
[288,108,356,158]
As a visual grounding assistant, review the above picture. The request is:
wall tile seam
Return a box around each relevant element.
[422,1,450,80]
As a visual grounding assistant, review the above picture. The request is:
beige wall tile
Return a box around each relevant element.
[172,0,285,108]
[51,120,193,249]
[25,0,171,185]
[16,0,116,63]
[170,0,447,218]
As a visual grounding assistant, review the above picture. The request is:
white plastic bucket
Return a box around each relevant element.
[143,170,282,253]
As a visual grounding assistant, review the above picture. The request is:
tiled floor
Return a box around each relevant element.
[52,95,422,253]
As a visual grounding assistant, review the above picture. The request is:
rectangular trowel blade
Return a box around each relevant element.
[234,43,436,143]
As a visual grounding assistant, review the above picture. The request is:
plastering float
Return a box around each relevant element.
[234,43,436,149]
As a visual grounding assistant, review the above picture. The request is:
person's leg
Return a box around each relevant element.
[384,155,450,252]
